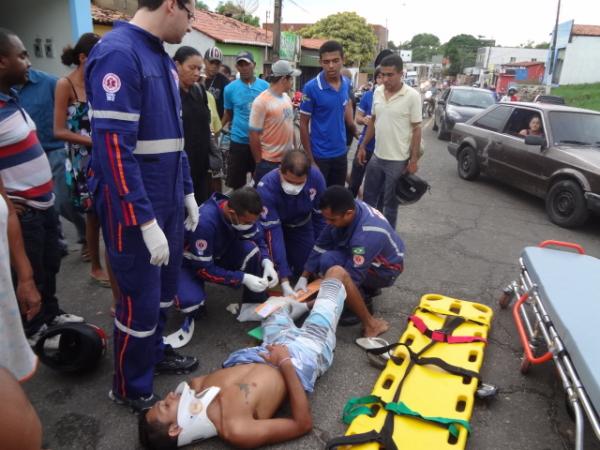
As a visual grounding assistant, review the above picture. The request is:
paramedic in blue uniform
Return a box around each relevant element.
[297,185,403,331]
[85,0,200,412]
[256,149,326,296]
[177,186,279,316]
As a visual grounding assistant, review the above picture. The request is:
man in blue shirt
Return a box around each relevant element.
[222,51,268,189]
[17,68,86,247]
[299,40,358,187]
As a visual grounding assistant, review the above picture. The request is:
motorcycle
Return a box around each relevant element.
[422,90,435,118]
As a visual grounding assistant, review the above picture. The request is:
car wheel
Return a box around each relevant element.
[545,179,589,228]
[432,116,438,131]
[457,146,480,180]
[437,118,450,140]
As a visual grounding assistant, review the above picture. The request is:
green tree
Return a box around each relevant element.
[216,1,260,27]
[535,42,550,49]
[443,34,481,76]
[299,12,377,67]
[195,1,209,9]
[407,33,440,62]
[388,40,398,51]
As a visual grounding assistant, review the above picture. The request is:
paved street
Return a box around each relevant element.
[24,121,600,450]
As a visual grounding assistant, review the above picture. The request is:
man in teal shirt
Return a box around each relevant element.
[222,51,268,189]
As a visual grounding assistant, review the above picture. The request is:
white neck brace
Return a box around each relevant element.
[176,382,221,447]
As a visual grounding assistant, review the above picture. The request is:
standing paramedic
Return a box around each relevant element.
[358,54,422,229]
[86,0,201,412]
[299,40,358,187]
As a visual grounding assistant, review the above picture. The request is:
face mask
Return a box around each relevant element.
[281,180,306,196]
[230,211,254,231]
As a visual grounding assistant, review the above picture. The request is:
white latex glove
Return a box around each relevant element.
[242,273,268,293]
[281,280,295,297]
[141,219,169,266]
[183,194,199,232]
[261,259,279,289]
[294,276,308,293]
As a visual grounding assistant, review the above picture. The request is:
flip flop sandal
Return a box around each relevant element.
[81,246,91,262]
[90,275,111,288]
[355,337,391,369]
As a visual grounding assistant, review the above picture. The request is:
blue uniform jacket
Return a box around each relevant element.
[305,200,405,284]
[85,21,193,227]
[183,193,269,286]
[256,167,326,279]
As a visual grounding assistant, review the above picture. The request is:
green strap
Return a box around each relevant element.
[343,395,472,438]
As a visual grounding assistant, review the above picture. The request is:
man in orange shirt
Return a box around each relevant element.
[249,60,300,183]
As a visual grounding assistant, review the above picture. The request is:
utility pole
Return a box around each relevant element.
[272,0,282,62]
[547,0,561,88]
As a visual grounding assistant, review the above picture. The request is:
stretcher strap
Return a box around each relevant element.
[409,314,488,344]
[418,306,489,327]
[342,395,472,437]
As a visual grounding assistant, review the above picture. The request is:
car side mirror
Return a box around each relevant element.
[524,134,545,147]
[437,99,446,106]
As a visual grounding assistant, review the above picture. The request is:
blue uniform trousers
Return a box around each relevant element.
[177,240,265,313]
[96,183,183,399]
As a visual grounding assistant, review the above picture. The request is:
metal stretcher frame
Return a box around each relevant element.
[500,240,600,450]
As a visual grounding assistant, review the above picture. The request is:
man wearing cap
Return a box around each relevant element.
[249,60,299,183]
[203,46,229,118]
[222,51,269,189]
[139,265,383,449]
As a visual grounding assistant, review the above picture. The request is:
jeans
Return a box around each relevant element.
[348,150,374,197]
[363,154,408,229]
[253,159,280,185]
[14,205,62,334]
[314,154,348,187]
[47,148,85,242]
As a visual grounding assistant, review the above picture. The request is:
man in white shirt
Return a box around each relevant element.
[357,54,422,229]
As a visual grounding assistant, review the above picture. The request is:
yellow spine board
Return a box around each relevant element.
[344,294,493,450]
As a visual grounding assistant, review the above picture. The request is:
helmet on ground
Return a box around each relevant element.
[34,322,107,373]
[395,173,430,205]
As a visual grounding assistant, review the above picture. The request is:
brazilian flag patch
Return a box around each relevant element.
[352,247,365,255]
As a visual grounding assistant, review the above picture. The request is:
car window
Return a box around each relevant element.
[448,89,496,108]
[549,112,600,146]
[440,89,450,101]
[504,108,544,137]
[474,105,512,132]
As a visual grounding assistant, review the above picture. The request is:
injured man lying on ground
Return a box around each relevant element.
[139,265,377,449]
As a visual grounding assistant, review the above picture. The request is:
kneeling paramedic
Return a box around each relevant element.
[298,185,405,332]
[176,187,278,323]
[256,149,326,296]
[139,266,380,449]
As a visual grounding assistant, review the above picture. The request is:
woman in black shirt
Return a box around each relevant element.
[174,46,213,204]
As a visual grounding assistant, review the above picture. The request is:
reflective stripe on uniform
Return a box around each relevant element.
[240,246,260,271]
[160,300,174,308]
[313,245,326,254]
[183,251,213,262]
[362,225,404,257]
[114,318,156,338]
[90,109,141,121]
[134,138,184,155]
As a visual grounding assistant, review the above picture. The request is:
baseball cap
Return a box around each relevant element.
[204,47,223,63]
[236,51,255,64]
[271,60,301,77]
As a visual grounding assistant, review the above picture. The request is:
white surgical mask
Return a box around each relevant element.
[281,180,306,196]
[231,222,253,231]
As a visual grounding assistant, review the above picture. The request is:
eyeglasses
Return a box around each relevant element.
[177,1,195,21]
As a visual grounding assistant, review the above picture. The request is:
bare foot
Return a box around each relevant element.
[363,317,389,337]
[90,269,110,287]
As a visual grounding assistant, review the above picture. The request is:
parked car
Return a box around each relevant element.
[448,102,600,228]
[533,94,565,105]
[433,86,497,140]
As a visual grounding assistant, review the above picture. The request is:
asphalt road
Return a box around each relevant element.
[24,120,600,450]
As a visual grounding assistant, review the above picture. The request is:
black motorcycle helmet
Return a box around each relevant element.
[34,322,107,373]
[395,173,430,205]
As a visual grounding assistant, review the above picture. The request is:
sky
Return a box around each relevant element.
[204,0,600,47]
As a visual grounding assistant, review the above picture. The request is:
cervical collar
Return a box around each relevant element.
[175,382,221,446]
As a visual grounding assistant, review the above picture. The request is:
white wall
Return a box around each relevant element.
[559,36,600,85]
[163,30,216,58]
[478,47,549,68]
[0,0,73,76]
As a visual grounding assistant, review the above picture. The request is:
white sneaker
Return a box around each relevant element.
[50,312,84,325]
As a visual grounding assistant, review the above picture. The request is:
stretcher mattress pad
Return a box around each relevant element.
[522,246,600,411]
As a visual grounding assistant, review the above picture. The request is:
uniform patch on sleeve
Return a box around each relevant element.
[302,95,311,102]
[353,255,365,266]
[352,247,365,255]
[102,73,121,101]
[195,239,208,253]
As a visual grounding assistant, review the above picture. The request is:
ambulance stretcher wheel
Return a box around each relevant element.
[498,292,512,309]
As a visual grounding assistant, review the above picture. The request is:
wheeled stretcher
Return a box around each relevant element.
[500,240,600,450]
[327,294,493,449]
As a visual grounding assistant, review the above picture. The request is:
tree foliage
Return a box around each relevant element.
[535,42,550,49]
[405,33,440,62]
[442,34,481,76]
[195,1,209,10]
[299,12,377,67]
[216,1,260,27]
